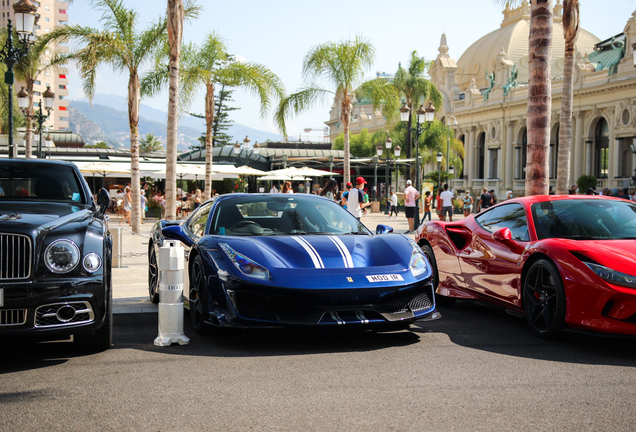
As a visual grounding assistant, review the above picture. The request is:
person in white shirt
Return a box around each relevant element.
[440,183,454,222]
[270,184,278,194]
[390,190,398,218]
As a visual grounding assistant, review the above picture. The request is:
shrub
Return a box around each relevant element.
[576,174,597,192]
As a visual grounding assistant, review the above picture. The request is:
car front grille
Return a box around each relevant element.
[35,302,94,328]
[0,233,32,280]
[0,309,27,326]
[378,285,434,314]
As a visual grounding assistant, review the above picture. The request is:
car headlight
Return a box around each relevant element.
[409,242,428,277]
[219,243,270,280]
[83,253,102,273]
[45,239,80,274]
[585,262,636,289]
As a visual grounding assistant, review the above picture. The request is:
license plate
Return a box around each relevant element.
[366,274,404,282]
[0,288,3,307]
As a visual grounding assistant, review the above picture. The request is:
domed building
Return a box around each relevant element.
[429,1,636,196]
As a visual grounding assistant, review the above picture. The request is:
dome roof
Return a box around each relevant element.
[455,1,600,90]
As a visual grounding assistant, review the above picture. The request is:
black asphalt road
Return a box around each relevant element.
[2,302,636,431]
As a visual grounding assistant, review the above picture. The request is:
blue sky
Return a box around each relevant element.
[67,1,635,141]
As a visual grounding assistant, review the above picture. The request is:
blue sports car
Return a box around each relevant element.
[148,193,440,333]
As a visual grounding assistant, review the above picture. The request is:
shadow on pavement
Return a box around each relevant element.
[410,300,636,367]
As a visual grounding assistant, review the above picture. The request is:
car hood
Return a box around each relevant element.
[565,239,636,275]
[0,202,93,233]
[221,234,411,270]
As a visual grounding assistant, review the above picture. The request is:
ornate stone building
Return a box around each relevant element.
[430,2,636,196]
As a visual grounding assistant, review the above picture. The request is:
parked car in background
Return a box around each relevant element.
[416,195,636,339]
[148,193,440,333]
[0,160,113,351]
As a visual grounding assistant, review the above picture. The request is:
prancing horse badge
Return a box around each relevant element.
[347,277,353,282]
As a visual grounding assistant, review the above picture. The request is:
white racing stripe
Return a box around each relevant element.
[292,236,325,269]
[329,236,354,268]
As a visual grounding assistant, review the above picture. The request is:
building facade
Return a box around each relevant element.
[1,0,70,130]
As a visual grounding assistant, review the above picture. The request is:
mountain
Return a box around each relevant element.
[70,93,283,147]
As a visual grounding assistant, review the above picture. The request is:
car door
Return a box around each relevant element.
[458,203,529,306]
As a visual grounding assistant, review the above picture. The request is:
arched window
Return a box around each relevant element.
[477,132,485,179]
[595,118,609,179]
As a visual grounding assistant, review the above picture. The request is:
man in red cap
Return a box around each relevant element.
[343,177,369,220]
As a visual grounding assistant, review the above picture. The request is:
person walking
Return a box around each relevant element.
[436,188,443,220]
[440,184,454,222]
[120,186,132,225]
[404,179,420,234]
[390,190,398,218]
[478,187,491,212]
[463,191,473,217]
[342,177,367,220]
[320,178,338,201]
[423,191,432,222]
[140,189,147,223]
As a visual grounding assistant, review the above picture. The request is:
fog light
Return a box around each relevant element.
[83,253,102,273]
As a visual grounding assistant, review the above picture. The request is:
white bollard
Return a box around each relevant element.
[154,240,190,346]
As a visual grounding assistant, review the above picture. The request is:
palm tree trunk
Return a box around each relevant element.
[525,0,553,196]
[204,82,214,201]
[556,0,578,194]
[165,0,184,220]
[341,91,351,187]
[128,72,141,234]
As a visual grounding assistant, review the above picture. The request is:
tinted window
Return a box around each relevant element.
[480,204,529,241]
[532,199,636,240]
[0,162,84,203]
[186,201,213,238]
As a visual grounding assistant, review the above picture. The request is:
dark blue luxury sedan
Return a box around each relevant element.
[149,193,440,334]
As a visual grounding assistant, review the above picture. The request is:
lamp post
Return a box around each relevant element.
[372,154,379,201]
[384,137,393,201]
[401,102,436,230]
[436,151,443,195]
[18,85,54,158]
[0,0,38,158]
[446,115,458,176]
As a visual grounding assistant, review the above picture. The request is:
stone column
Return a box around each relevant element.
[467,127,475,189]
[572,112,584,183]
[608,108,616,184]
[585,140,593,175]
[505,121,515,189]
[514,146,521,180]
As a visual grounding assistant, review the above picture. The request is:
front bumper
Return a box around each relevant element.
[0,278,107,339]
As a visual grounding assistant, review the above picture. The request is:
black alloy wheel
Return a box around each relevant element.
[422,244,456,306]
[189,255,211,335]
[148,245,159,304]
[523,259,566,339]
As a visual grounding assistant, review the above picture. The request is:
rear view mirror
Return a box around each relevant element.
[97,188,110,214]
[162,224,194,247]
[492,227,512,242]
[376,224,393,234]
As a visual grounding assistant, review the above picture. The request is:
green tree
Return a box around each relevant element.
[495,0,553,196]
[41,0,199,233]
[139,133,164,153]
[84,141,111,149]
[189,82,239,149]
[358,51,443,180]
[143,33,284,200]
[275,37,376,186]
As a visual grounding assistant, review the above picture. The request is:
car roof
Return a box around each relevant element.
[503,194,629,206]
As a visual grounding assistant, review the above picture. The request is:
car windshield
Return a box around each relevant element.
[532,199,636,240]
[210,195,371,236]
[0,162,86,204]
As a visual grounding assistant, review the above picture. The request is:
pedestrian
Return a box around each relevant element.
[404,179,420,234]
[506,190,513,200]
[320,178,338,200]
[617,187,630,200]
[140,189,146,223]
[478,187,491,211]
[436,188,443,219]
[269,184,278,194]
[282,181,293,193]
[362,188,370,215]
[585,187,595,195]
[390,190,398,218]
[440,184,454,222]
[193,188,202,210]
[342,177,367,220]
[120,186,132,225]
[463,191,473,217]
[568,184,578,195]
[423,191,432,222]
[489,189,497,205]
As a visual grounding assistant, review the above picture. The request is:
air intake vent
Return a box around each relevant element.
[0,309,27,326]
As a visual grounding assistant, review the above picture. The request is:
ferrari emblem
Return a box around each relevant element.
[347,277,353,282]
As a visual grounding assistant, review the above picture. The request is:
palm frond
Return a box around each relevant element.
[223,62,285,117]
[274,86,332,138]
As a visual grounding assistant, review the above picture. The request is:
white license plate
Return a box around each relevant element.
[0,288,3,307]
[366,274,404,282]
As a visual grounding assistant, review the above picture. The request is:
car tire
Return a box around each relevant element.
[148,244,159,304]
[189,255,212,335]
[523,259,566,340]
[421,244,456,306]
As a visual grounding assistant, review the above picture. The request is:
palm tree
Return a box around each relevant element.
[40,0,199,233]
[165,0,184,220]
[495,0,553,196]
[140,133,164,153]
[142,33,284,200]
[358,51,443,180]
[275,37,376,187]
[556,0,579,194]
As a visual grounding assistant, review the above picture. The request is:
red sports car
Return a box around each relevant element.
[416,194,636,339]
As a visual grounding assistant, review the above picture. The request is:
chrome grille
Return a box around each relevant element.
[0,233,32,280]
[0,309,27,326]
[35,302,94,328]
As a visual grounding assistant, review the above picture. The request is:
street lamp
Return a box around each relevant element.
[446,115,458,176]
[18,84,54,158]
[0,0,38,158]
[402,102,436,230]
[436,151,443,192]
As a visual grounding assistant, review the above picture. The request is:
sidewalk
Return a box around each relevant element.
[109,208,466,314]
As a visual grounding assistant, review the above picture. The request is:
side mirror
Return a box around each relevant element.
[492,227,512,242]
[162,224,194,247]
[376,224,394,234]
[97,188,110,214]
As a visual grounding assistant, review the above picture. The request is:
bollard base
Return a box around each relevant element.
[154,334,190,347]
